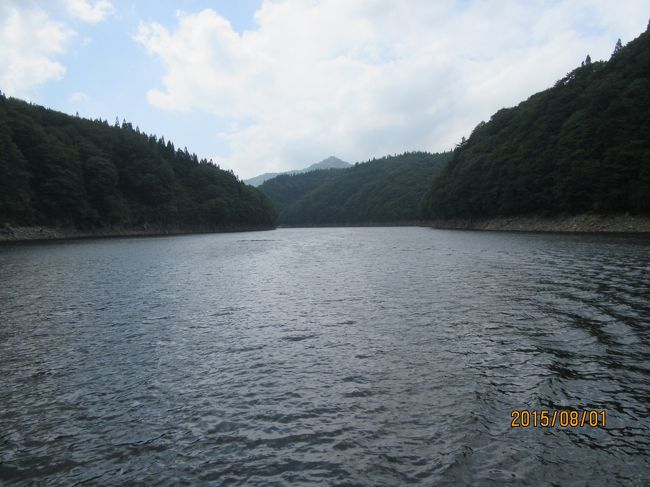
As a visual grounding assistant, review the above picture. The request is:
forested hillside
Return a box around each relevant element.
[258,168,346,213]
[422,29,650,220]
[0,96,276,229]
[265,152,451,225]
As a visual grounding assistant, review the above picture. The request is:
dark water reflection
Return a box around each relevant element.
[1,228,649,485]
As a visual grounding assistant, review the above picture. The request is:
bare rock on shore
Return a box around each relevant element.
[0,225,276,242]
[430,214,650,233]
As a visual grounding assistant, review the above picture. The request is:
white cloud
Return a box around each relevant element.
[0,0,112,98]
[68,91,89,104]
[62,0,113,24]
[136,0,649,178]
[0,7,74,97]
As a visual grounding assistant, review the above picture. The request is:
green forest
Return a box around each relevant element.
[422,29,650,220]
[0,96,276,229]
[261,152,451,225]
[258,168,347,213]
[2,28,648,232]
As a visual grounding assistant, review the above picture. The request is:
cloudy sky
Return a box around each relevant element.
[1,1,647,178]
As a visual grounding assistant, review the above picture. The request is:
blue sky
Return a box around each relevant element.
[1,1,648,178]
[2,1,263,170]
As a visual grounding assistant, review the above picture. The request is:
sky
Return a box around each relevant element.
[0,1,647,179]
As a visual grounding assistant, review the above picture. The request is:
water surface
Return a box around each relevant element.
[1,228,649,485]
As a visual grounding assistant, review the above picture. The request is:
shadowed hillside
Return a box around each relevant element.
[422,29,650,220]
[0,96,276,230]
[261,151,451,225]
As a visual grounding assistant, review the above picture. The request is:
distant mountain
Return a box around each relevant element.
[244,156,351,186]
[259,151,451,225]
[0,95,276,230]
[305,156,351,172]
[422,28,650,220]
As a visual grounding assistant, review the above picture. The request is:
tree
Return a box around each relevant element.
[84,156,118,200]
[37,142,87,223]
[0,125,33,223]
[422,27,650,220]
[0,96,277,229]
[262,152,452,225]
[613,38,623,56]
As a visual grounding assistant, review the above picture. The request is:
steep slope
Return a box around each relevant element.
[242,171,282,188]
[422,29,650,220]
[258,168,347,213]
[276,152,451,225]
[244,156,350,186]
[0,96,276,230]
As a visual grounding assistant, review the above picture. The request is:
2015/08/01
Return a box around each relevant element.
[511,410,606,428]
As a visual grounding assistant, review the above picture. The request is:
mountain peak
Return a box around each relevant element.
[303,156,350,172]
[244,156,351,186]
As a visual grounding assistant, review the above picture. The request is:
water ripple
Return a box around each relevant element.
[0,228,649,485]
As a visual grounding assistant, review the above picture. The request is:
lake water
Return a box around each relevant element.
[1,227,649,486]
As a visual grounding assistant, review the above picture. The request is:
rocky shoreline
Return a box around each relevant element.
[0,225,276,243]
[3,215,648,242]
[429,214,650,233]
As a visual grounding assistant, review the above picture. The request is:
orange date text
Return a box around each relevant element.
[510,409,606,428]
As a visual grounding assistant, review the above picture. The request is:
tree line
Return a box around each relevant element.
[0,96,276,229]
[422,29,650,220]
[260,152,451,225]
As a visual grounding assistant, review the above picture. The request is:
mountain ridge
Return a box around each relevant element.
[422,28,650,221]
[0,95,277,232]
[260,151,452,225]
[243,156,350,186]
